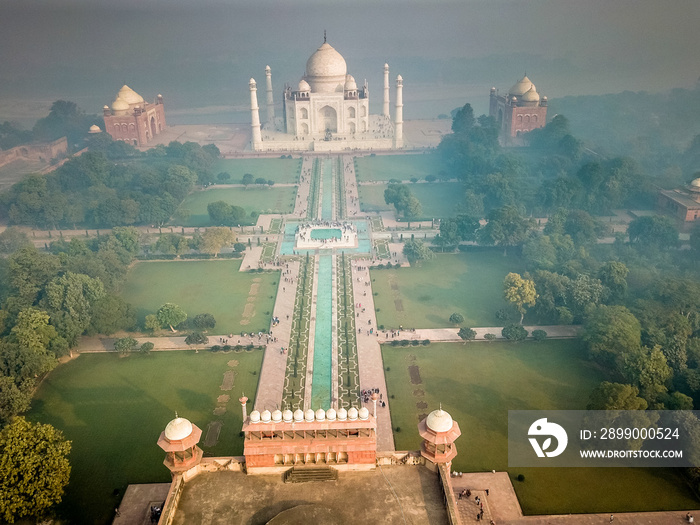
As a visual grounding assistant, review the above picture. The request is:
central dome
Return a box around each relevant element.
[509,75,535,97]
[304,41,347,93]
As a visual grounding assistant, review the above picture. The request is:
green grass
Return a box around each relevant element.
[372,251,519,329]
[359,182,465,218]
[383,341,700,514]
[213,157,301,184]
[29,350,263,525]
[354,154,443,182]
[121,260,278,334]
[176,186,297,226]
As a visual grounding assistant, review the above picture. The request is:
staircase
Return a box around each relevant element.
[283,466,338,483]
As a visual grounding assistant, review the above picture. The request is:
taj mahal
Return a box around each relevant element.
[249,34,403,152]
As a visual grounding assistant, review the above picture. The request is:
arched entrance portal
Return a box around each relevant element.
[319,106,337,133]
[150,117,157,137]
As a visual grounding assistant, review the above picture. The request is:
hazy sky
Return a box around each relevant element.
[1,0,699,124]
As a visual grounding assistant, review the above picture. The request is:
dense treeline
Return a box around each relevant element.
[550,81,700,176]
[0,228,141,425]
[0,140,220,229]
[437,102,700,487]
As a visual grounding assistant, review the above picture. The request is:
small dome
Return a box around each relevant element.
[111,97,129,112]
[426,408,454,433]
[337,408,348,421]
[88,124,101,133]
[298,79,311,92]
[272,410,283,423]
[249,78,257,86]
[293,409,304,422]
[509,75,535,97]
[261,410,271,423]
[164,417,193,441]
[265,65,271,71]
[397,74,403,81]
[305,409,315,422]
[542,95,548,101]
[348,407,359,421]
[103,105,109,110]
[250,410,261,423]
[344,74,357,91]
[358,407,369,420]
[315,408,326,421]
[521,86,540,103]
[118,85,144,105]
[283,409,294,422]
[689,178,700,193]
[326,408,337,421]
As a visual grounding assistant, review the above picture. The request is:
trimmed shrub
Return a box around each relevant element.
[484,333,497,341]
[502,323,528,341]
[531,329,548,341]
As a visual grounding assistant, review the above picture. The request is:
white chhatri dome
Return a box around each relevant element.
[358,407,369,420]
[305,408,315,422]
[293,409,304,422]
[283,409,294,422]
[315,408,326,421]
[261,409,272,423]
[164,416,193,440]
[88,124,101,133]
[347,407,359,421]
[344,74,357,91]
[326,408,337,421]
[298,79,311,92]
[689,177,700,192]
[509,75,535,97]
[272,410,283,423]
[250,410,261,423]
[426,408,454,433]
[337,408,348,421]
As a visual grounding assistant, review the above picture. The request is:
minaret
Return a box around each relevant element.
[371,392,379,418]
[239,395,248,421]
[265,66,275,127]
[249,78,262,151]
[383,63,390,118]
[393,74,403,149]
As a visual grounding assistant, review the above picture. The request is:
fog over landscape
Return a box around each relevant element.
[1,0,699,125]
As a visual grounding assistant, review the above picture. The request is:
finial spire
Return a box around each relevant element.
[324,30,327,43]
[175,411,179,419]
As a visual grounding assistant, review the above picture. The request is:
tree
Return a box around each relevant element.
[479,205,536,255]
[531,329,547,341]
[200,227,234,257]
[113,336,138,355]
[384,184,422,218]
[192,313,216,331]
[216,172,231,183]
[139,342,154,354]
[691,223,700,253]
[0,228,31,255]
[451,103,475,134]
[207,201,245,226]
[156,303,187,332]
[32,99,96,148]
[87,294,136,336]
[41,271,105,347]
[627,215,678,250]
[0,417,71,523]
[586,382,648,410]
[255,177,267,186]
[598,261,629,301]
[402,239,434,264]
[620,345,672,403]
[145,314,160,332]
[458,327,476,341]
[583,305,641,367]
[242,173,254,187]
[185,332,209,346]
[503,273,537,324]
[0,377,33,425]
[502,323,528,341]
[449,313,464,324]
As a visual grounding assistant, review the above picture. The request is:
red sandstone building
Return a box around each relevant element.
[103,85,166,147]
[489,74,547,145]
[657,177,700,224]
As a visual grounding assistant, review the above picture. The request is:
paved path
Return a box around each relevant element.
[450,472,697,524]
[253,260,300,412]
[292,156,313,218]
[342,154,363,218]
[378,325,582,342]
[351,256,395,451]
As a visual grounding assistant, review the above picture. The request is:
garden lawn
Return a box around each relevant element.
[212,157,301,184]
[121,259,278,334]
[383,341,699,515]
[29,349,263,525]
[359,182,464,218]
[354,153,442,182]
[176,186,297,226]
[372,251,518,329]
